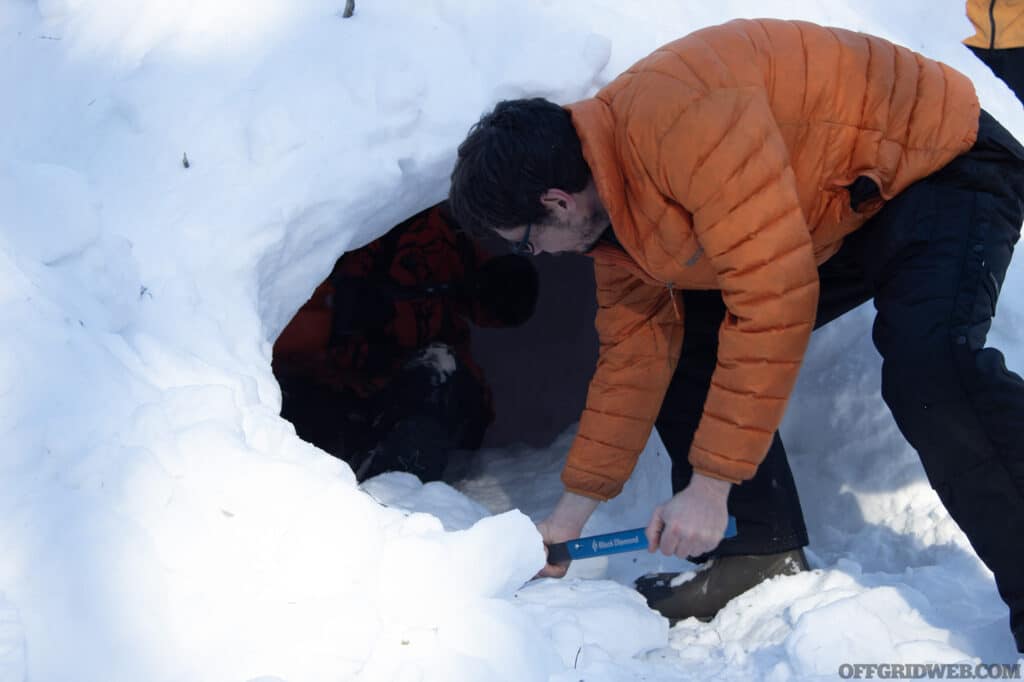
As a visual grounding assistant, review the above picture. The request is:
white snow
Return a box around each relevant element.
[2,0,1023,680]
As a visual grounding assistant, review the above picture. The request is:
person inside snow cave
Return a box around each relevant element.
[272,202,539,483]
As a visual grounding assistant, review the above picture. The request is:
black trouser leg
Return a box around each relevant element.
[278,374,372,462]
[656,291,809,557]
[655,251,874,559]
[850,120,1024,651]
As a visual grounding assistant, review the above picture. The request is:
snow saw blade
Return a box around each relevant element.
[545,517,738,564]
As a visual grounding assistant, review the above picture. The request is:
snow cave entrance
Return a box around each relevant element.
[272,203,600,483]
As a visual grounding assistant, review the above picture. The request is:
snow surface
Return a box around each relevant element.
[1,0,1023,680]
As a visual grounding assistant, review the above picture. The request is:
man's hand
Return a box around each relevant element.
[535,491,601,578]
[646,472,732,559]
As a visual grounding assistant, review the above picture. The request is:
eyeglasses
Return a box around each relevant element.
[512,223,534,255]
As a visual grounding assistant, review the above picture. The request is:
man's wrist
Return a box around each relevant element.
[689,471,733,499]
[548,491,601,534]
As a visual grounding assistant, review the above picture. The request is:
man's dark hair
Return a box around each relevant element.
[448,98,591,235]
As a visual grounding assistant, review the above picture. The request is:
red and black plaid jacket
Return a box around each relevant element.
[273,204,505,403]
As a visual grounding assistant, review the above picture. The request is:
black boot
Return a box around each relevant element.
[1013,622,1023,654]
[635,548,809,623]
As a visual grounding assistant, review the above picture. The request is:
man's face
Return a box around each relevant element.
[496,221,596,256]
[495,187,608,256]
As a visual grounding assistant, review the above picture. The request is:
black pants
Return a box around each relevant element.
[658,112,1024,649]
[969,45,1024,106]
[279,343,491,483]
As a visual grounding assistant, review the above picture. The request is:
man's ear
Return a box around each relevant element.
[540,189,575,220]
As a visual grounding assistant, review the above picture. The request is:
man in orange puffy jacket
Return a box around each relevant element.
[450,19,1024,651]
[273,203,538,483]
[965,0,1024,103]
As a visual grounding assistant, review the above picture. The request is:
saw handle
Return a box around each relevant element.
[545,541,572,565]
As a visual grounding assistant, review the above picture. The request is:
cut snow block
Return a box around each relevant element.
[378,510,543,605]
[514,578,668,665]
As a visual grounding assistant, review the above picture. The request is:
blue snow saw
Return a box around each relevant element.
[545,517,737,564]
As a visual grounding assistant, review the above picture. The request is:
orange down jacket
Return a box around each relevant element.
[964,0,1024,49]
[561,19,980,500]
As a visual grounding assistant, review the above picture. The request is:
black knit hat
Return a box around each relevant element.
[473,254,539,327]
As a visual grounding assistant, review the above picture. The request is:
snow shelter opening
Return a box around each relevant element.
[271,201,598,484]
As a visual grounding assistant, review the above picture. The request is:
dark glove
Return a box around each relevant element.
[329,276,396,338]
[466,254,539,327]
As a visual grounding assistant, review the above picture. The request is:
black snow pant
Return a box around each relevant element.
[279,343,491,483]
[969,45,1024,107]
[657,111,1024,652]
